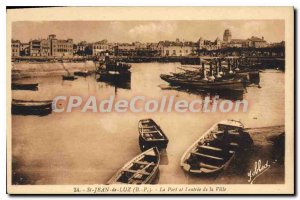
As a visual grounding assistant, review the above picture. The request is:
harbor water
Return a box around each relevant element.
[12,62,285,185]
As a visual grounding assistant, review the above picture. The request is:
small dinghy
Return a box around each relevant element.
[12,83,38,91]
[12,99,53,116]
[107,147,160,184]
[74,70,91,77]
[62,75,77,81]
[180,120,253,175]
[138,119,169,151]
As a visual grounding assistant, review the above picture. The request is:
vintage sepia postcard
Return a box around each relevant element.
[6,7,294,194]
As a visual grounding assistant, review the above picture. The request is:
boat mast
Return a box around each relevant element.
[235,58,240,71]
[202,62,208,81]
[228,59,233,74]
[219,59,223,76]
[208,62,215,80]
[216,59,222,78]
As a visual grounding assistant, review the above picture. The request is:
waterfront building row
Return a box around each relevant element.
[11,29,284,58]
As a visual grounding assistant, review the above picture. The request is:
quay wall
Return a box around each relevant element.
[11,61,97,79]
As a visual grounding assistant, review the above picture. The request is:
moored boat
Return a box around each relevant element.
[62,75,77,81]
[12,99,53,116]
[96,69,131,89]
[74,70,91,77]
[138,119,169,151]
[106,62,131,72]
[180,120,253,175]
[11,82,38,91]
[107,147,160,184]
[160,74,245,92]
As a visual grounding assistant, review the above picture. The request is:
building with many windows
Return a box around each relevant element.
[157,39,196,56]
[20,43,30,56]
[222,29,268,48]
[11,40,21,57]
[27,34,73,57]
[29,40,42,56]
[48,34,73,57]
[198,37,222,50]
[92,40,111,56]
[247,36,268,48]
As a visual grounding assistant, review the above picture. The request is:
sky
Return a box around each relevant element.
[12,20,285,43]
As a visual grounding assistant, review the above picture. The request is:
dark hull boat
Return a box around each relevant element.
[62,75,77,81]
[160,74,245,92]
[106,62,131,72]
[138,119,169,151]
[97,70,131,89]
[235,71,260,85]
[74,70,91,77]
[12,99,53,116]
[107,147,160,184]
[11,83,38,91]
[180,120,253,175]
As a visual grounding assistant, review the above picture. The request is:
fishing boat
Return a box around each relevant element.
[103,54,131,72]
[138,119,169,151]
[11,82,38,91]
[180,120,253,175]
[160,74,245,92]
[235,70,260,85]
[107,147,160,184]
[62,75,77,81]
[96,69,131,89]
[97,70,131,81]
[12,99,53,116]
[106,62,131,72]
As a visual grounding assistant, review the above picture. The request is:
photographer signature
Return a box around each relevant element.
[247,160,271,184]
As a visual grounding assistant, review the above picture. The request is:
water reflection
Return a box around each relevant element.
[11,63,285,185]
[159,86,245,101]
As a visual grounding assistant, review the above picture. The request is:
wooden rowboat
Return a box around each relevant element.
[138,119,169,151]
[74,70,91,77]
[12,99,53,116]
[62,75,77,81]
[180,120,253,175]
[11,83,38,91]
[107,147,160,184]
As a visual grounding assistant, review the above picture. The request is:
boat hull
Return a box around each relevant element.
[97,71,131,89]
[62,75,77,81]
[138,119,169,151]
[139,136,168,151]
[106,63,131,72]
[74,71,91,77]
[107,147,160,184]
[160,74,245,92]
[12,99,52,116]
[11,83,38,91]
[180,120,253,175]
